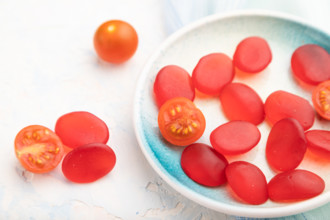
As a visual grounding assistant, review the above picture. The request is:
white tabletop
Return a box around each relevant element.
[0,0,329,219]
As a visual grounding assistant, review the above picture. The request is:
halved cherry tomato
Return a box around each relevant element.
[305,130,330,159]
[62,143,116,183]
[192,53,234,95]
[233,36,272,73]
[158,97,206,146]
[268,169,325,202]
[291,44,330,85]
[14,125,64,174]
[264,90,315,130]
[210,120,261,155]
[55,111,109,149]
[93,20,138,64]
[266,118,306,172]
[219,83,265,125]
[225,161,268,205]
[153,65,195,108]
[181,143,228,186]
[312,80,330,120]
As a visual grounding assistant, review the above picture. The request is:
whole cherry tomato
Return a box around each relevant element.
[153,65,195,108]
[94,20,138,64]
[158,97,206,146]
[55,111,109,149]
[62,143,116,183]
[181,143,228,186]
[312,80,330,120]
[268,169,325,202]
[14,125,64,173]
[225,161,268,205]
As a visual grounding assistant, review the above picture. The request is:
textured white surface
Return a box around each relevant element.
[0,0,329,219]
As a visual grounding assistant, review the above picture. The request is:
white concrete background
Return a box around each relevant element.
[0,0,329,219]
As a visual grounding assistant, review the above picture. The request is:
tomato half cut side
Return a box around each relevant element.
[312,80,330,120]
[158,97,206,146]
[153,65,195,108]
[14,125,64,174]
[55,111,109,149]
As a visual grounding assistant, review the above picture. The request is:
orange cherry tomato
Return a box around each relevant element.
[14,125,64,173]
[158,97,206,146]
[93,20,138,64]
[312,80,330,120]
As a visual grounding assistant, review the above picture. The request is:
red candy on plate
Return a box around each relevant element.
[233,36,272,73]
[192,53,234,95]
[264,90,315,130]
[219,82,265,125]
[181,143,228,187]
[268,169,325,202]
[225,161,268,205]
[153,65,195,108]
[266,118,307,172]
[305,130,330,158]
[291,44,330,85]
[210,120,261,155]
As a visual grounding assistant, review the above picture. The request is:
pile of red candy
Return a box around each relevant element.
[153,36,330,205]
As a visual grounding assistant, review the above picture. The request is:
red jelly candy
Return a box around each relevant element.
[225,161,268,205]
[181,143,228,186]
[55,111,109,149]
[266,118,307,172]
[264,90,315,130]
[233,36,272,73]
[192,53,234,95]
[291,44,330,85]
[210,120,261,155]
[62,143,116,183]
[305,130,330,158]
[268,169,325,202]
[153,65,195,108]
[219,83,265,125]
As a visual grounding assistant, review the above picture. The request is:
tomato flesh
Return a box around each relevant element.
[233,36,272,73]
[305,130,330,158]
[14,125,64,173]
[210,121,261,155]
[55,111,109,149]
[312,80,330,120]
[225,161,268,205]
[291,44,330,85]
[268,169,325,202]
[192,53,234,95]
[181,143,228,186]
[93,20,138,64]
[266,118,306,172]
[153,65,195,108]
[219,83,265,125]
[158,97,206,146]
[62,143,116,183]
[264,90,315,130]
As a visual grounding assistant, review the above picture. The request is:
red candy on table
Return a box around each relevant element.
[268,169,325,202]
[210,120,261,155]
[153,65,195,108]
[264,90,315,130]
[233,36,272,73]
[192,53,234,95]
[291,44,330,85]
[219,82,265,125]
[312,80,330,120]
[55,111,109,149]
[305,130,330,159]
[225,161,268,205]
[266,118,307,172]
[181,143,228,187]
[62,143,116,183]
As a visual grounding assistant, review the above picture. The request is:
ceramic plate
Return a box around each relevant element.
[133,11,330,218]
